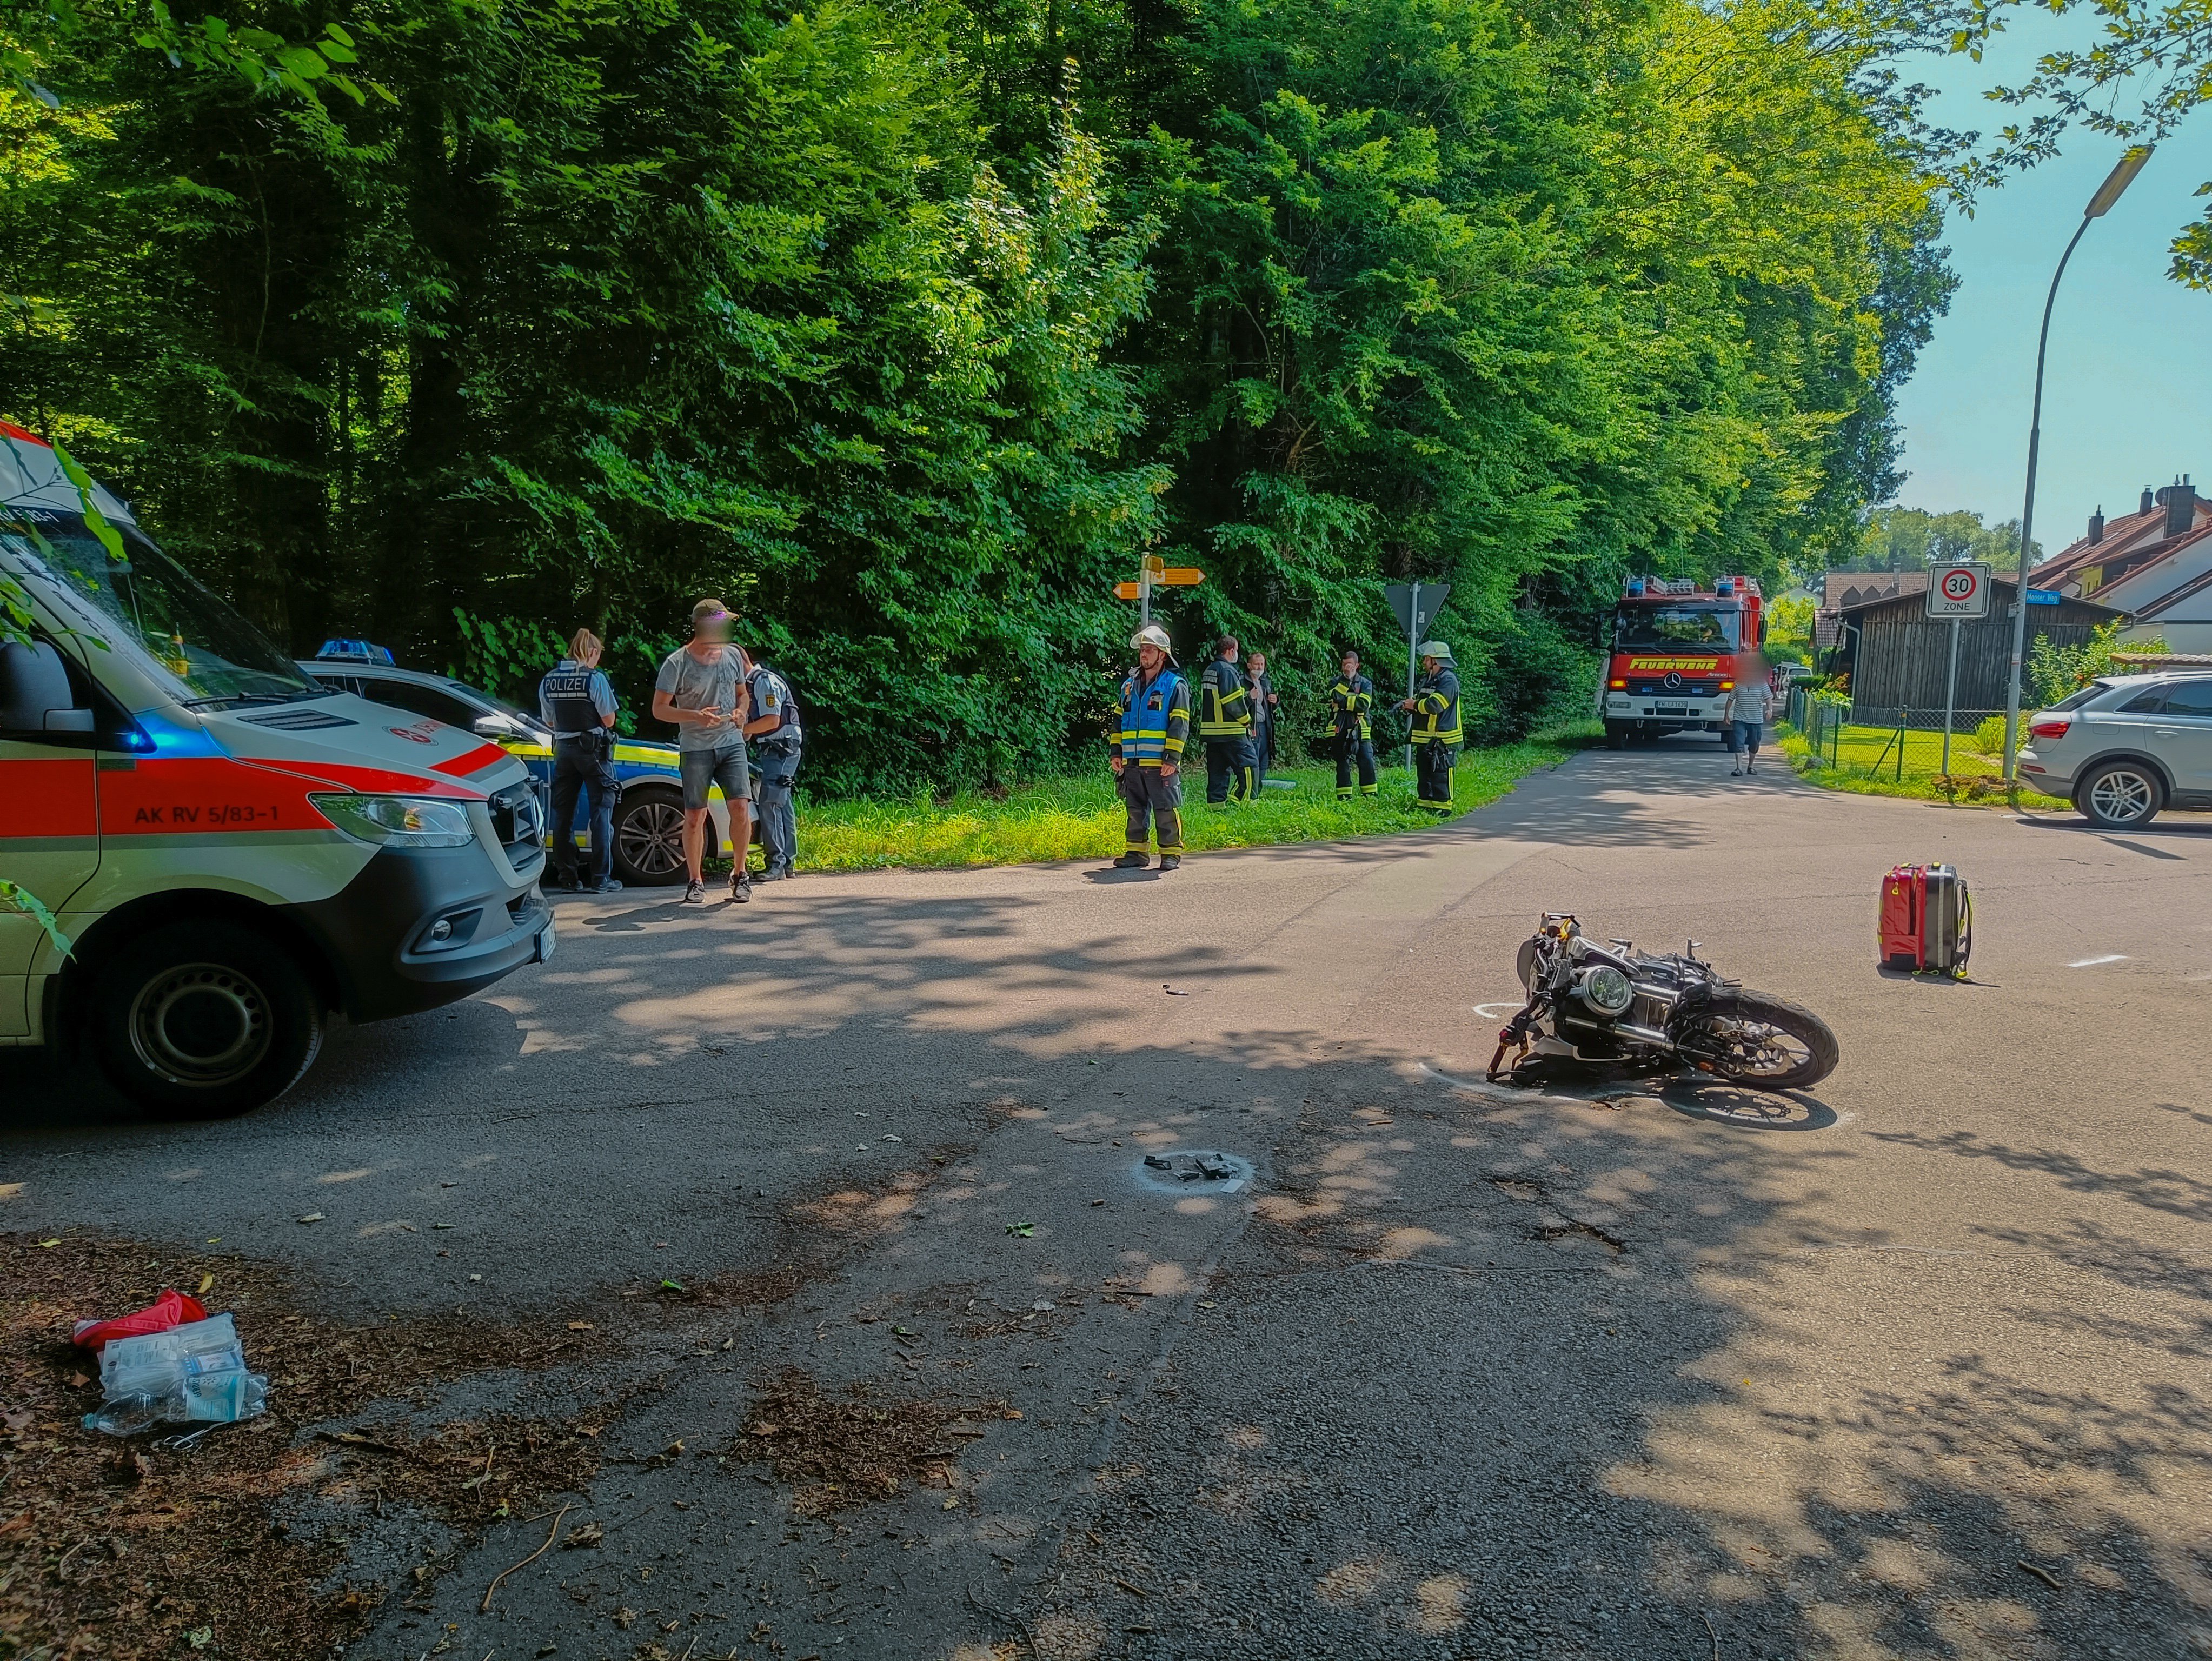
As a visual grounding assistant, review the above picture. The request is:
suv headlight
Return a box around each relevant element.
[311,793,476,849]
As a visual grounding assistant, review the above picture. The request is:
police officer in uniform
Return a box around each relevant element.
[1198,634,1255,805]
[1109,623,1189,870]
[1399,640,1462,810]
[539,627,622,892]
[743,657,803,879]
[1329,650,1377,799]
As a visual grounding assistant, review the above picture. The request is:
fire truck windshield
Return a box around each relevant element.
[1614,606,1739,651]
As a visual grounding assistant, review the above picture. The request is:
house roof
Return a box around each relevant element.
[1833,577,2123,620]
[1821,570,1927,611]
[2032,502,2170,587]
[2034,498,2212,611]
[2133,561,2212,622]
[2080,520,2212,608]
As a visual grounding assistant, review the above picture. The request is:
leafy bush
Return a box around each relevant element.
[2028,621,2169,708]
[1972,715,2005,755]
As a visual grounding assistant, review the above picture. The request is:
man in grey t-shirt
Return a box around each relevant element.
[653,599,755,903]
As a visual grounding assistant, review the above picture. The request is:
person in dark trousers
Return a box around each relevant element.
[1400,640,1462,810]
[1329,650,1377,799]
[1198,634,1256,804]
[1245,650,1279,793]
[743,657,803,877]
[539,627,623,893]
[1109,623,1190,870]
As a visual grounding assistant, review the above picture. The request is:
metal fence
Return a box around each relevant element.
[1785,689,2013,780]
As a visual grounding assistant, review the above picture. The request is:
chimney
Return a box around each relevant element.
[2142,486,2156,515]
[2157,475,2197,537]
[2087,506,2104,544]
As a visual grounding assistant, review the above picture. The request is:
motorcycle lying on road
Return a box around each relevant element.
[1487,914,1839,1091]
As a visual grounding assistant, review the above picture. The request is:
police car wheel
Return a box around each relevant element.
[613,786,699,886]
[92,921,324,1119]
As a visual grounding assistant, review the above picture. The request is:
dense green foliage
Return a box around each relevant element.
[1951,0,2212,287]
[3,0,1956,790]
[1848,506,2034,571]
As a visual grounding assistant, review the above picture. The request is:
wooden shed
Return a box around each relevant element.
[1832,580,2124,713]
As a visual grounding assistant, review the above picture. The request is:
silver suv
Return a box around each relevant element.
[2015,672,2212,828]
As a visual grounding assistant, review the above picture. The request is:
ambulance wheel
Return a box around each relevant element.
[91,921,323,1119]
[1604,721,1628,750]
[612,785,701,886]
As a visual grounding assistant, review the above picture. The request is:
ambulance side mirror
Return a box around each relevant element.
[0,640,94,737]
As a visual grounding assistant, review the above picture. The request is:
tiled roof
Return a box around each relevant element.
[2134,561,2212,622]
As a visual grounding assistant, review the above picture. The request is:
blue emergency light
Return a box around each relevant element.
[317,638,396,665]
[1625,579,1647,597]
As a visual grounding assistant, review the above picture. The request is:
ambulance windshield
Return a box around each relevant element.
[1,513,326,707]
[1614,606,1739,651]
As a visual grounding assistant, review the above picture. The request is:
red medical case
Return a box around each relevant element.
[1879,863,1971,972]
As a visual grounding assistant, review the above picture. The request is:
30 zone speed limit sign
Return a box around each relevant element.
[1925,562,1992,619]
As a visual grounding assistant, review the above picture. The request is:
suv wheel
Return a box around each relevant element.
[613,785,705,886]
[2076,760,2164,829]
[92,921,323,1118]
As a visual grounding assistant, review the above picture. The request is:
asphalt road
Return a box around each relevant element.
[7,741,2210,1660]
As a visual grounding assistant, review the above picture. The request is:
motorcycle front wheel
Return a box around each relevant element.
[1679,992,1838,1091]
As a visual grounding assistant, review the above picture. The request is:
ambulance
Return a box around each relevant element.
[1,423,553,1117]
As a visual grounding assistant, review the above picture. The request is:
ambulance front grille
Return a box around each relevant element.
[488,782,543,869]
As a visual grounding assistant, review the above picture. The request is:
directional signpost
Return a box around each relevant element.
[1925,561,1991,774]
[1384,581,1450,773]
[1115,554,1204,626]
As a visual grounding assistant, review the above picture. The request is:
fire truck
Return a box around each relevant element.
[1598,575,1765,749]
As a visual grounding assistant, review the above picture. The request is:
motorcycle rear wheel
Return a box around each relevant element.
[1680,992,1838,1091]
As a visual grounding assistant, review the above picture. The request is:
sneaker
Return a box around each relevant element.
[729,873,752,903]
[1745,760,1756,774]
[756,865,788,882]
[1730,766,1741,776]
[545,869,579,892]
[582,878,624,895]
[683,879,707,904]
[1113,852,1149,869]
[1158,854,1181,872]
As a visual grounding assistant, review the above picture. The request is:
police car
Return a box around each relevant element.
[297,645,733,885]
[2,422,552,1117]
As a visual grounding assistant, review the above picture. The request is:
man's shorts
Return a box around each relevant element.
[680,741,750,811]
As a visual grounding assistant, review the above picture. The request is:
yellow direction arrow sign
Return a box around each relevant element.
[1158,567,1205,587]
[1141,554,1166,576]
[1113,581,1142,600]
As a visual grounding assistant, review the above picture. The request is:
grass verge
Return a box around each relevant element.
[1776,723,2070,811]
[782,730,1594,872]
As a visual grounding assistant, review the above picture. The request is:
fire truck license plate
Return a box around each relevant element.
[1655,702,1687,715]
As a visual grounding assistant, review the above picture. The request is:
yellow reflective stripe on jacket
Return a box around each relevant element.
[1115,669,1190,763]
[1198,663,1251,738]
[1410,671,1462,745]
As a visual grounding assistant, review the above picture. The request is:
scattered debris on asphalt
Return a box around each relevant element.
[1,1232,618,1660]
[730,1367,1005,1517]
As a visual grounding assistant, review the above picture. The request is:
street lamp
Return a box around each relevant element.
[2001,144,2155,780]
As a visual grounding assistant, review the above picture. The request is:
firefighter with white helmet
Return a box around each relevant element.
[1108,623,1190,871]
[1400,639,1463,810]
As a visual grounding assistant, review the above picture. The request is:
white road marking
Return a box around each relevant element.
[2067,954,2128,968]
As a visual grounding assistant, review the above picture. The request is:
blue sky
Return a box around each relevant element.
[1886,19,2211,550]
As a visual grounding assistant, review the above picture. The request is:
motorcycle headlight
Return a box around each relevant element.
[311,793,476,849]
[1578,964,1634,1016]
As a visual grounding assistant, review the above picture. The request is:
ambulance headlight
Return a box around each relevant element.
[312,793,476,849]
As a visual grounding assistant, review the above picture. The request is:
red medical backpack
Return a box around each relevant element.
[1878,863,1971,973]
